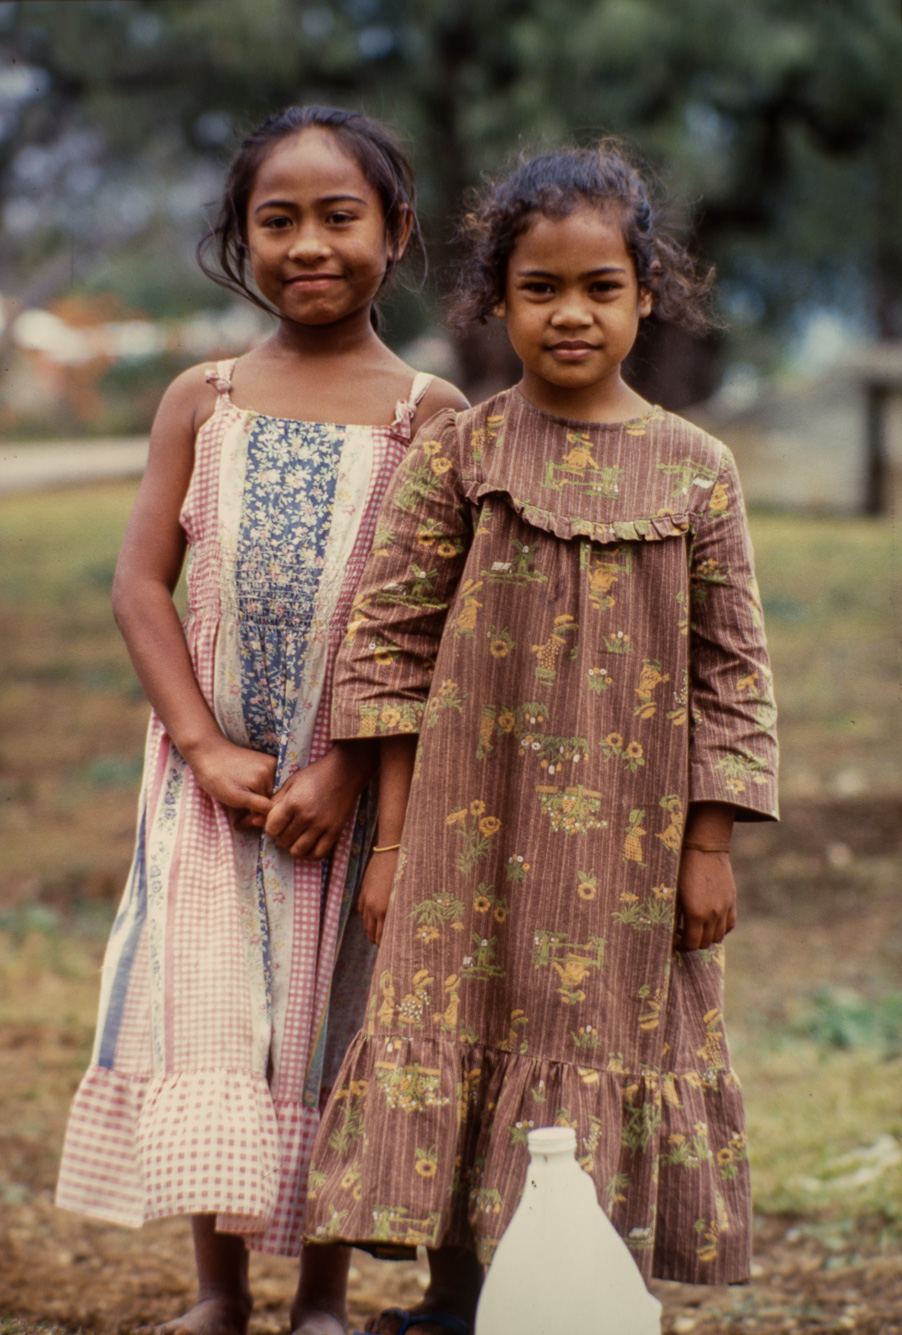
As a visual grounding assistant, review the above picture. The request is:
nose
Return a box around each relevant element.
[287,225,331,262]
[549,295,592,328]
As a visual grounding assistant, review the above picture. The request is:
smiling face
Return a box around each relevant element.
[498,204,653,421]
[245,127,409,329]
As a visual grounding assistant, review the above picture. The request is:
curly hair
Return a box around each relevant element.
[197,104,423,318]
[450,140,716,335]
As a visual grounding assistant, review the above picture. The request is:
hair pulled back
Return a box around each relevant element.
[451,140,715,335]
[198,104,423,315]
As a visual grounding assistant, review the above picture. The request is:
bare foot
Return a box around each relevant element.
[289,1309,347,1335]
[147,1295,252,1335]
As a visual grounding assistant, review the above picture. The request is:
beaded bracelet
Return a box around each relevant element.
[372,842,402,853]
[682,841,731,853]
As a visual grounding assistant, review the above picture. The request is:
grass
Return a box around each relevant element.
[1,484,900,1244]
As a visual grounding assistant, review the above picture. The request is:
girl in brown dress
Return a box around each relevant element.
[305,143,778,1335]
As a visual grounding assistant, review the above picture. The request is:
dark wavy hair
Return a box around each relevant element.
[450,140,716,335]
[197,105,423,318]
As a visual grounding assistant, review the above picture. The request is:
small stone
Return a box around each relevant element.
[826,841,853,868]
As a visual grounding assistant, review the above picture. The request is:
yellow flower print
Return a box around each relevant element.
[349,1080,368,1098]
[341,1170,357,1190]
[626,742,644,761]
[437,541,458,558]
[413,1142,437,1174]
[498,711,516,732]
[725,777,746,794]
[554,1109,579,1130]
[474,896,492,913]
[416,530,436,547]
[438,678,458,697]
[431,456,452,475]
[716,1148,734,1165]
[709,482,728,513]
[470,799,486,816]
[494,906,508,923]
[447,808,468,826]
[606,732,624,749]
[479,816,502,837]
[380,706,401,727]
[416,925,441,944]
[489,637,509,657]
[373,646,394,665]
[422,438,442,456]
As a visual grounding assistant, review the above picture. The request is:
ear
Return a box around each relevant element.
[493,300,506,320]
[387,203,415,263]
[638,287,653,319]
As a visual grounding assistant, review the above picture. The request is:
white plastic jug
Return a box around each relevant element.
[474,1126,662,1334]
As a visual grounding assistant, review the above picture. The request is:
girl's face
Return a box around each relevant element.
[245,127,410,327]
[497,204,652,419]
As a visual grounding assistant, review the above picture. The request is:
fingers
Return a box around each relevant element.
[359,899,385,945]
[673,905,736,952]
[264,799,340,858]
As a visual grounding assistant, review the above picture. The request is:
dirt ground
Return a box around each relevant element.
[2,799,901,1335]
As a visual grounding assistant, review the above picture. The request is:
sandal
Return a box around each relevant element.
[361,1309,471,1335]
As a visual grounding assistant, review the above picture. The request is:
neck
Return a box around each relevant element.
[519,369,650,424]
[267,304,382,359]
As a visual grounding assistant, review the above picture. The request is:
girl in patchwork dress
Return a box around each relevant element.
[306,143,778,1335]
[55,105,467,1335]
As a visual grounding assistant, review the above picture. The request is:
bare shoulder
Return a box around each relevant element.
[415,375,470,421]
[154,362,221,437]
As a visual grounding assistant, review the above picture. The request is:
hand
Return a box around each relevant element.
[358,850,398,945]
[185,735,277,823]
[673,848,737,952]
[264,741,376,859]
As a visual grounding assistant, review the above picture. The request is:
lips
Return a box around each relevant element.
[284,273,342,288]
[548,341,599,360]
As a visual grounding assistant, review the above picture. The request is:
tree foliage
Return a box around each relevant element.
[2,0,900,401]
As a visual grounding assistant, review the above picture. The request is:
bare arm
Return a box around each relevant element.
[112,366,276,818]
[357,734,417,945]
[673,801,737,952]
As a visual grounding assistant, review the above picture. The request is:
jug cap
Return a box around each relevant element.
[527,1126,577,1156]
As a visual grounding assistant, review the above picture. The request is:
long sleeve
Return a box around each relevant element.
[331,411,472,740]
[687,447,778,819]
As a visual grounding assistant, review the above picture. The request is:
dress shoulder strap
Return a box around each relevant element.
[390,371,436,438]
[204,358,238,398]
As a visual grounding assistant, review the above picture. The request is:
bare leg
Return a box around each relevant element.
[289,1242,351,1334]
[365,1245,482,1334]
[152,1215,252,1335]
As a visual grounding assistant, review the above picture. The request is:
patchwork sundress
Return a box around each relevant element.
[56,361,433,1255]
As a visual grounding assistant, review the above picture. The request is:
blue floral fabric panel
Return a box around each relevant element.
[235,417,345,768]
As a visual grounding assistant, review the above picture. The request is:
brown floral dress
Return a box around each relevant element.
[305,387,778,1284]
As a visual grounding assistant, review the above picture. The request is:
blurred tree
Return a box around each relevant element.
[2,0,899,406]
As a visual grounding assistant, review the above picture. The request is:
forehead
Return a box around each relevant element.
[249,127,372,201]
[510,204,631,272]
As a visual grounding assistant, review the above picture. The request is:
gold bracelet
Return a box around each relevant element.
[682,841,731,853]
[372,842,402,853]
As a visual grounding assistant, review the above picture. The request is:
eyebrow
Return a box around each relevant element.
[253,193,368,214]
[516,265,627,278]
